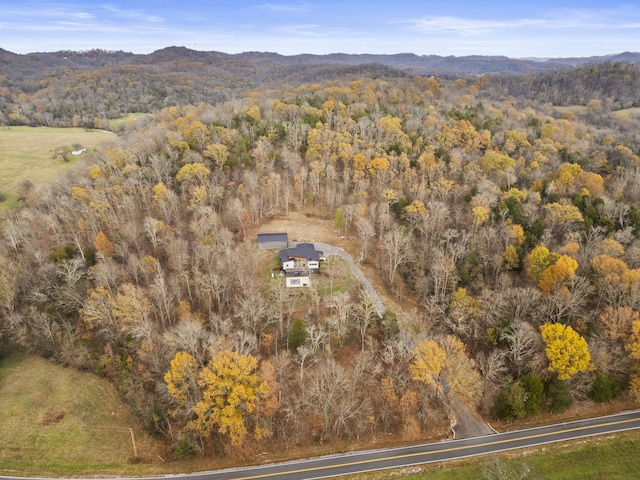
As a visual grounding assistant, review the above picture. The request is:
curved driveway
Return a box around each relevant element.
[311,242,386,317]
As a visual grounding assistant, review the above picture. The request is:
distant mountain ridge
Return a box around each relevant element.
[1,46,640,76]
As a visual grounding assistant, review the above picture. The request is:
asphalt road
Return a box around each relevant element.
[311,242,386,317]
[127,410,639,480]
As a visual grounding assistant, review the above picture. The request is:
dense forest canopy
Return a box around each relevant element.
[1,49,640,458]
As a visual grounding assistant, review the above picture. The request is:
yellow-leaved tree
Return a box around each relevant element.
[540,323,590,380]
[438,335,482,406]
[175,162,211,185]
[409,339,446,392]
[626,320,640,401]
[191,350,271,447]
[164,351,201,419]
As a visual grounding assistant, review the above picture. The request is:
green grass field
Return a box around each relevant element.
[0,126,115,207]
[0,353,165,477]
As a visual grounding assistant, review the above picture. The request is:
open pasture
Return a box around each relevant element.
[0,126,114,206]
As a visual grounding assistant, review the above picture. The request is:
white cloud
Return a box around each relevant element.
[102,4,164,23]
[402,6,640,36]
[275,23,324,36]
[260,3,309,13]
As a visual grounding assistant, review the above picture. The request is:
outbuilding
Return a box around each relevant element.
[257,232,289,250]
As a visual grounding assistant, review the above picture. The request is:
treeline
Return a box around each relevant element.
[489,61,640,110]
[1,71,640,458]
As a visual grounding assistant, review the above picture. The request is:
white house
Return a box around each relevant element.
[279,243,324,288]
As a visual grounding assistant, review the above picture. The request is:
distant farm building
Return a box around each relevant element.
[257,232,289,250]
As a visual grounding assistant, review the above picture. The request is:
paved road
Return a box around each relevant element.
[76,410,635,480]
[310,242,386,317]
[1,413,639,480]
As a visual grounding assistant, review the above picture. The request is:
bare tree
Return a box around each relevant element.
[356,215,375,262]
[476,349,508,407]
[502,321,541,376]
[381,223,410,285]
[354,290,379,351]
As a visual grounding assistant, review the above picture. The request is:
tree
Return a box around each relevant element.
[438,335,482,405]
[537,255,578,295]
[333,208,345,234]
[164,351,202,418]
[175,162,211,185]
[190,350,270,447]
[544,203,584,235]
[502,321,540,376]
[525,246,557,284]
[95,230,113,258]
[540,323,590,380]
[409,339,446,390]
[591,255,640,309]
[289,319,307,350]
[356,215,375,261]
[204,143,230,168]
[381,224,410,284]
[597,306,637,342]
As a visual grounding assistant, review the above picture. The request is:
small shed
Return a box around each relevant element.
[257,232,289,250]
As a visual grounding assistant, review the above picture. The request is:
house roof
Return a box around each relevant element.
[279,243,323,262]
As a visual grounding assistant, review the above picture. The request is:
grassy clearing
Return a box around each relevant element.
[317,256,358,295]
[108,113,146,131]
[553,105,590,116]
[0,353,165,477]
[0,126,114,206]
[611,107,640,119]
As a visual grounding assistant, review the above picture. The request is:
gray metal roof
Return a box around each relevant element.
[279,242,323,262]
[257,232,288,243]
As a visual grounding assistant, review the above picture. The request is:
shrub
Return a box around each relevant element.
[289,319,307,350]
[546,378,572,414]
[589,372,625,403]
[173,437,195,459]
[493,381,526,421]
[521,374,544,416]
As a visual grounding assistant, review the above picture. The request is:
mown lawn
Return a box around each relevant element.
[0,126,114,207]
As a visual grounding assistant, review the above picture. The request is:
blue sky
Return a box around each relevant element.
[1,1,639,58]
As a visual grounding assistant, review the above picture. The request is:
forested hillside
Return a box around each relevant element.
[1,55,640,458]
[2,47,640,129]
